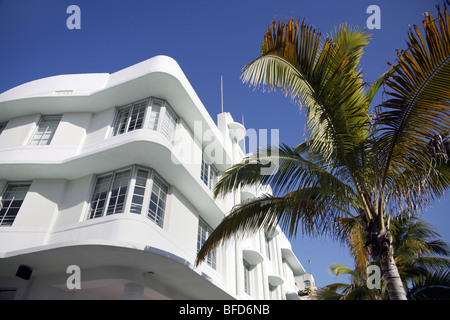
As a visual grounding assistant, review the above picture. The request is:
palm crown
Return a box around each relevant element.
[196,5,450,300]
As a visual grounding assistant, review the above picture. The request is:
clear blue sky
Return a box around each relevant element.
[0,0,448,289]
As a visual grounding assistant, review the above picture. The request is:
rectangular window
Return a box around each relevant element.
[130,169,149,215]
[0,183,30,227]
[265,234,271,260]
[88,169,131,219]
[243,260,252,296]
[89,174,112,219]
[0,122,7,135]
[106,169,131,215]
[201,154,218,191]
[29,116,61,145]
[147,100,162,131]
[112,100,147,136]
[147,176,168,227]
[197,218,217,269]
[160,105,177,142]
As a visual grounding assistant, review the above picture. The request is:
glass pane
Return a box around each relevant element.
[197,218,216,268]
[31,117,61,145]
[113,107,131,136]
[148,102,161,131]
[107,170,131,215]
[128,101,147,131]
[89,174,112,219]
[93,175,112,194]
[161,107,176,142]
[0,184,30,227]
[135,169,148,187]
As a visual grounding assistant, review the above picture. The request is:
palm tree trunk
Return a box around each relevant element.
[379,249,407,300]
[370,226,407,300]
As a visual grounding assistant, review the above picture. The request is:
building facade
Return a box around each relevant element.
[0,56,306,300]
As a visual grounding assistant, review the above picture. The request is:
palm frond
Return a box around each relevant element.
[375,5,450,213]
[316,283,348,300]
[196,185,353,266]
[214,143,358,205]
[408,269,450,300]
[334,217,371,273]
[243,20,371,161]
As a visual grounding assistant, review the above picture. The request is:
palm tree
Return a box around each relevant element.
[196,5,450,300]
[318,215,450,299]
[316,263,385,300]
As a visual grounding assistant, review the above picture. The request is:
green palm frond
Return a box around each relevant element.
[242,20,371,169]
[375,5,450,213]
[390,214,450,259]
[317,263,384,300]
[214,142,358,205]
[316,284,347,300]
[408,269,450,300]
[196,185,353,266]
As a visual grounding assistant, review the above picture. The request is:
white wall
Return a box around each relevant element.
[51,113,92,148]
[54,174,94,228]
[0,114,40,148]
[13,179,67,229]
[82,108,115,147]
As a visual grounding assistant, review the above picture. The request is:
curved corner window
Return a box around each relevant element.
[112,100,147,136]
[88,166,169,228]
[112,98,178,144]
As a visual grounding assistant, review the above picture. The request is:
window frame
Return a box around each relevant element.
[88,165,169,228]
[88,168,132,219]
[243,260,253,296]
[264,233,271,261]
[201,153,219,191]
[197,217,217,269]
[0,182,31,227]
[112,99,148,136]
[111,97,179,144]
[29,115,62,146]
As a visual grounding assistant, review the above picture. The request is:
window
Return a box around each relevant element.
[89,174,113,219]
[147,100,162,131]
[29,116,61,145]
[0,122,7,135]
[130,169,148,215]
[112,98,178,143]
[201,154,218,191]
[160,105,177,142]
[88,169,131,219]
[0,183,30,227]
[88,166,169,228]
[197,218,217,269]
[243,260,252,296]
[147,175,168,227]
[265,234,271,260]
[112,100,147,136]
[106,169,131,215]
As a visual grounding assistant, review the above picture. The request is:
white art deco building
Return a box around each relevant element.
[0,56,306,300]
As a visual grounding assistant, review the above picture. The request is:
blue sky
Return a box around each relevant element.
[0,0,448,289]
